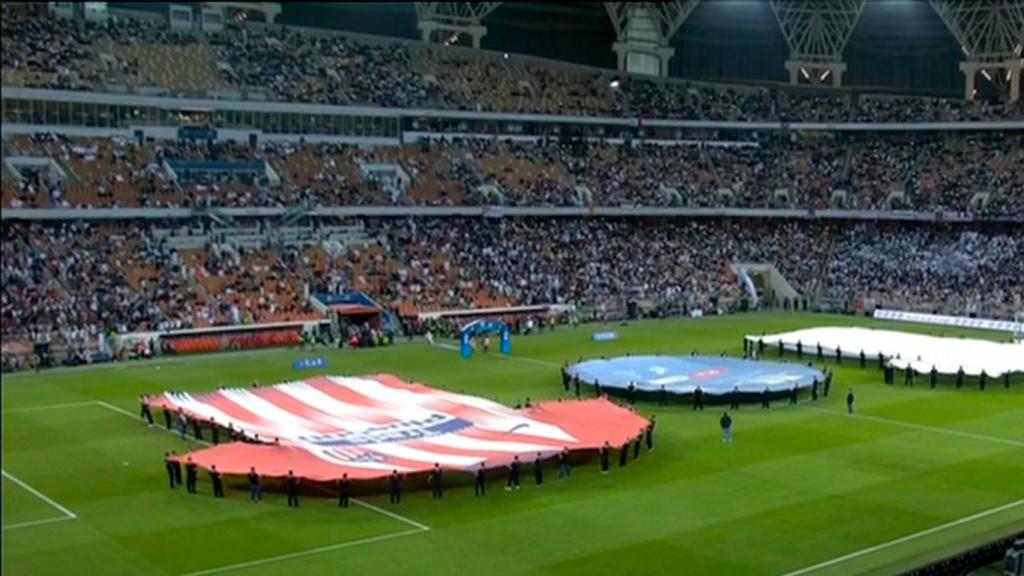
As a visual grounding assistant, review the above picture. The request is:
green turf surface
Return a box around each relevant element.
[3,312,1022,576]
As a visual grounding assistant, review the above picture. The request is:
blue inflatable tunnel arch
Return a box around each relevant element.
[460,319,511,358]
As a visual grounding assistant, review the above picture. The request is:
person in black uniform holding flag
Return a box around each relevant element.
[595,379,602,398]
[533,453,544,485]
[210,465,224,498]
[859,350,866,368]
[185,457,197,494]
[618,441,629,468]
[627,382,636,405]
[506,456,521,490]
[192,417,203,441]
[980,370,988,391]
[573,374,581,398]
[823,369,832,397]
[338,473,351,507]
[796,340,803,359]
[761,386,771,409]
[646,417,656,451]
[789,384,799,406]
[163,407,172,430]
[956,366,965,389]
[286,470,299,507]
[693,386,705,411]
[170,450,182,486]
[389,470,403,503]
[835,345,842,364]
[210,418,219,445]
[248,467,262,502]
[474,463,486,496]
[164,452,176,489]
[658,385,668,407]
[729,386,740,410]
[559,447,571,477]
[811,378,819,401]
[562,362,570,393]
[430,463,444,499]
[632,434,642,460]
[817,343,824,361]
[930,366,938,389]
[600,441,611,475]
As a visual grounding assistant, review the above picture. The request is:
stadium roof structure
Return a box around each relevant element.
[267,0,1023,99]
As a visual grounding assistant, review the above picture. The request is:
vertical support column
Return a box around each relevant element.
[1007,59,1022,103]
[960,61,978,101]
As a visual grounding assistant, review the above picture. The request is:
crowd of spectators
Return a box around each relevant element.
[5,217,1020,372]
[4,5,1022,123]
[5,132,1020,215]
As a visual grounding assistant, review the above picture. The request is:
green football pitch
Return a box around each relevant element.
[3,312,1022,576]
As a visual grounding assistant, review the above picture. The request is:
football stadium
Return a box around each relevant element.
[2,2,1024,576]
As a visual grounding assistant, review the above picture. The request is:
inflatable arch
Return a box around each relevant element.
[460,319,511,358]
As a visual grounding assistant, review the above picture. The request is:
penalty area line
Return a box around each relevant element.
[802,406,1024,448]
[778,497,1024,576]
[178,527,426,576]
[1,469,77,530]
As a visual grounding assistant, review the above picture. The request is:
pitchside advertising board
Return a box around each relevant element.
[292,357,328,370]
[874,309,1022,333]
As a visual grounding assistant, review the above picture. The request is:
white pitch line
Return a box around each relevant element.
[1,469,77,520]
[2,515,76,532]
[351,498,431,532]
[3,400,102,413]
[178,527,426,576]
[778,497,1024,576]
[803,406,1024,448]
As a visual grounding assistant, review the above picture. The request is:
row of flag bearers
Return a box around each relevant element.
[160,417,657,503]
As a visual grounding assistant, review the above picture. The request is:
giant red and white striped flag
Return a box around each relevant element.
[151,374,649,481]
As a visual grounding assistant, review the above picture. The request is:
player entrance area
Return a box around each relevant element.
[567,355,824,401]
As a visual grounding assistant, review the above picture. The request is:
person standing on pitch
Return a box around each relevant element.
[170,451,183,486]
[248,467,262,502]
[191,416,203,441]
[846,388,856,414]
[720,412,733,443]
[789,384,798,406]
[811,378,819,401]
[140,394,154,426]
[210,465,224,498]
[693,386,704,411]
[164,452,176,489]
[980,370,988,390]
[210,418,219,445]
[562,362,570,393]
[338,474,351,508]
[534,453,544,485]
[595,379,602,398]
[474,463,486,496]
[646,417,656,451]
[286,470,300,507]
[185,457,197,494]
[729,386,740,410]
[162,407,172,430]
[904,367,914,387]
[930,366,938,389]
[824,369,832,397]
[658,385,668,407]
[627,382,636,405]
[506,456,521,490]
[632,434,642,460]
[859,350,866,368]
[836,346,842,364]
[430,463,444,499]
[558,447,571,477]
[573,374,581,398]
[761,386,771,409]
[600,442,611,475]
[389,470,402,503]
[956,366,965,389]
[618,441,629,468]
[177,410,188,440]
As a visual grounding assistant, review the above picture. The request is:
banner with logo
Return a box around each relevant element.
[151,375,648,481]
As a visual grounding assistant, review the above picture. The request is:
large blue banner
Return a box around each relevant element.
[567,355,823,395]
